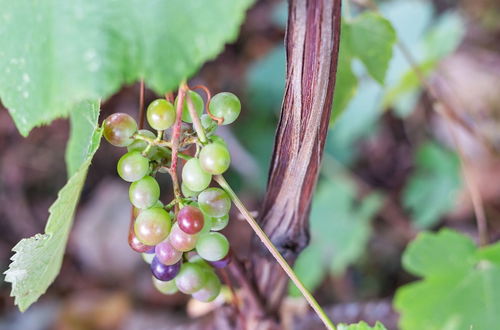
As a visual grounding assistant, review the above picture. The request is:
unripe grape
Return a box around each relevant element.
[198,188,231,217]
[103,113,138,146]
[117,151,150,182]
[134,207,171,246]
[181,183,198,198]
[196,232,229,262]
[175,262,207,294]
[192,270,221,302]
[209,92,241,125]
[210,135,228,148]
[177,206,205,235]
[182,158,212,192]
[152,276,178,295]
[169,222,198,252]
[210,214,229,231]
[175,90,204,123]
[199,143,231,175]
[199,214,212,234]
[155,239,182,266]
[151,257,181,281]
[142,252,155,264]
[129,176,160,209]
[147,99,176,130]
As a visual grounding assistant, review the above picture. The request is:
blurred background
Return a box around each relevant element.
[1,0,500,329]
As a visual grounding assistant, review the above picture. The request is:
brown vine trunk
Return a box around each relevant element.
[246,0,342,325]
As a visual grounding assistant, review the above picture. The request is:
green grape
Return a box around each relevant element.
[117,151,150,182]
[175,90,204,123]
[196,232,229,262]
[103,113,138,147]
[175,262,207,294]
[182,158,212,192]
[209,92,241,125]
[181,182,199,198]
[198,188,231,217]
[152,276,178,295]
[199,143,231,175]
[210,135,228,148]
[147,99,176,130]
[210,214,229,231]
[129,176,160,209]
[134,207,171,245]
[192,270,221,302]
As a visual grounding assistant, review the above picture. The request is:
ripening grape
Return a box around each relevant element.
[209,251,231,269]
[169,222,198,252]
[196,232,229,262]
[152,276,178,295]
[134,207,171,246]
[192,270,221,302]
[210,214,229,231]
[177,206,205,235]
[147,99,176,130]
[129,176,160,209]
[181,183,198,198]
[199,143,231,175]
[151,257,181,281]
[175,262,207,294]
[142,252,155,264]
[209,92,241,125]
[182,158,212,192]
[155,239,182,266]
[103,113,138,146]
[175,90,204,123]
[198,188,231,217]
[117,151,150,182]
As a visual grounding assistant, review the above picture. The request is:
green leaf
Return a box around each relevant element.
[65,100,101,177]
[0,0,253,136]
[4,100,102,311]
[338,321,388,330]
[403,142,461,228]
[395,229,500,330]
[343,13,397,84]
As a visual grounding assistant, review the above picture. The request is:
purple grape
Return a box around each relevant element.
[151,257,181,281]
[209,252,231,269]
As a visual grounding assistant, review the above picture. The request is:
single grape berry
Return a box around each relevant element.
[151,257,181,281]
[181,183,198,198]
[147,99,176,130]
[209,251,231,269]
[175,90,204,123]
[196,232,229,262]
[182,158,212,192]
[209,92,241,125]
[175,262,207,294]
[177,206,205,235]
[103,113,138,147]
[134,207,171,246]
[152,276,178,295]
[198,188,231,217]
[192,270,221,302]
[199,143,231,175]
[129,176,160,209]
[169,222,198,252]
[155,239,182,266]
[210,135,228,148]
[210,214,229,231]
[117,151,150,182]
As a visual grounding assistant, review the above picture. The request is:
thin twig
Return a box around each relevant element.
[185,86,208,144]
[214,175,335,330]
[138,80,145,129]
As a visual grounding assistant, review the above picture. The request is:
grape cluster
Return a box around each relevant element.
[102,89,241,302]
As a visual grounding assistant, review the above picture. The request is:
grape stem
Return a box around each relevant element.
[214,175,336,330]
[185,86,208,144]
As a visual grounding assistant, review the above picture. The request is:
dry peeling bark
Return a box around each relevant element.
[247,0,342,323]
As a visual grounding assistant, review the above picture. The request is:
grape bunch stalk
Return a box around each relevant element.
[102,83,241,302]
